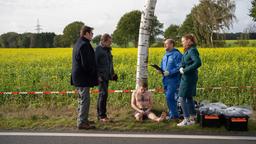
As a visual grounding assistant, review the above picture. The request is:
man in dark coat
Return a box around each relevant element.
[71,25,98,129]
[95,33,117,122]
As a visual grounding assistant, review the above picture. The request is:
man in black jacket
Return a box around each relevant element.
[95,33,117,122]
[71,25,98,129]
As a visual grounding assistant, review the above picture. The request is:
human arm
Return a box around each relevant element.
[166,52,183,76]
[111,53,118,81]
[131,91,144,113]
[183,48,202,74]
[159,60,165,74]
[95,46,104,80]
[80,44,97,75]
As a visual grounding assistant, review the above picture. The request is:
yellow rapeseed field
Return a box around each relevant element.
[0,47,255,107]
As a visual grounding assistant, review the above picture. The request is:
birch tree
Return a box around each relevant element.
[136,0,157,88]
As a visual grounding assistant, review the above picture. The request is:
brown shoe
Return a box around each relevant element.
[88,120,95,124]
[78,123,96,130]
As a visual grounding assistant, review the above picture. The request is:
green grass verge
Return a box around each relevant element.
[0,94,255,133]
[1,116,256,133]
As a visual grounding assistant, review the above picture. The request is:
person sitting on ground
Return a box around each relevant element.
[131,80,166,122]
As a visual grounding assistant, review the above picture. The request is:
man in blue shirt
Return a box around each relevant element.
[160,39,182,121]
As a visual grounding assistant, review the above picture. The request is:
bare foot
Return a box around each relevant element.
[157,112,167,122]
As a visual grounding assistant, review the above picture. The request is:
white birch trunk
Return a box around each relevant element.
[136,0,157,88]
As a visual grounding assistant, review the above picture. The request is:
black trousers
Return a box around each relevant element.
[97,80,109,119]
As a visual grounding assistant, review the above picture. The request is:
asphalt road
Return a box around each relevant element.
[0,132,256,144]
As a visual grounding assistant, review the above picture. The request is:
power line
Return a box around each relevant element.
[35,19,42,33]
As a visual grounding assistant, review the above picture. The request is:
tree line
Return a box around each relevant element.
[0,32,56,48]
[1,0,256,48]
[0,21,84,48]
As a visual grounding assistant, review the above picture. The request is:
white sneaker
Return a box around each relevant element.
[189,120,195,125]
[177,119,191,127]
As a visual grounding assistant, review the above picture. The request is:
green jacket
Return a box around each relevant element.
[178,46,201,97]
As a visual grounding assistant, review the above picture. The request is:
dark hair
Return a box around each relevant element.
[138,79,148,88]
[80,25,94,37]
[100,33,112,42]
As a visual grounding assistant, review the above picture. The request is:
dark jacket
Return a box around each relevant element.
[71,37,98,87]
[95,44,114,81]
[178,46,202,97]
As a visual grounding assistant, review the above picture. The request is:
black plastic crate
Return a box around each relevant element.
[196,110,200,123]
[200,114,221,127]
[224,116,248,131]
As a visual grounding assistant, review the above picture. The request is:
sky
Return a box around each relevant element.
[0,0,253,36]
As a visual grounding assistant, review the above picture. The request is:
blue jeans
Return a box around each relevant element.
[77,87,90,126]
[164,83,179,119]
[179,96,196,118]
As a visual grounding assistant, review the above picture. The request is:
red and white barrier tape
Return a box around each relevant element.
[0,86,255,95]
[0,90,137,95]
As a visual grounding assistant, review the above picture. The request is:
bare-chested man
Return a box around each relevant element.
[131,81,166,122]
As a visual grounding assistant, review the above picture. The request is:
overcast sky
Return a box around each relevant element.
[0,0,253,35]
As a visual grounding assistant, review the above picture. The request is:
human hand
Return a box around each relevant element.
[157,70,162,74]
[112,74,118,81]
[163,71,169,76]
[145,109,151,114]
[98,77,103,82]
[179,67,184,74]
[139,110,145,114]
